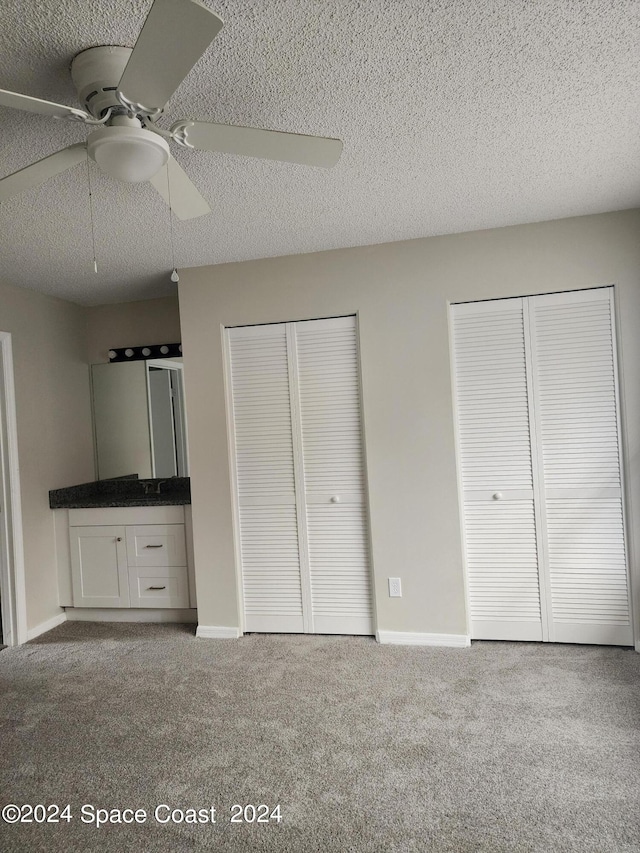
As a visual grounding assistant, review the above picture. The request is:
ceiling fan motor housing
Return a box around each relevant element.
[87,116,170,182]
[70,45,133,118]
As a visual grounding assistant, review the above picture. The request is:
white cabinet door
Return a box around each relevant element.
[70,526,130,607]
[452,287,632,646]
[227,316,373,635]
[452,298,544,641]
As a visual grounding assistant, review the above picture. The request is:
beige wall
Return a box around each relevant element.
[0,280,94,632]
[179,209,640,639]
[0,286,181,633]
[85,293,181,363]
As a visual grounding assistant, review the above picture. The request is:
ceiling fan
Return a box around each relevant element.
[0,0,343,220]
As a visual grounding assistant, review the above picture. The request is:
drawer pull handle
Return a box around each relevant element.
[144,544,164,548]
[148,586,166,591]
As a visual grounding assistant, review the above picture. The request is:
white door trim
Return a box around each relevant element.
[221,323,247,636]
[447,300,472,639]
[0,331,27,646]
[608,286,636,648]
[145,359,190,478]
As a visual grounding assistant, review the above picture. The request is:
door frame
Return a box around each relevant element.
[0,332,27,646]
[221,325,246,635]
[145,358,189,478]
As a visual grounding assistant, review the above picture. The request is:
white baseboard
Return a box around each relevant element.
[635,639,640,654]
[26,611,66,641]
[65,608,197,623]
[196,625,241,639]
[376,630,471,648]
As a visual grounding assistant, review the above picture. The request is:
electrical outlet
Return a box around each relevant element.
[388,577,402,597]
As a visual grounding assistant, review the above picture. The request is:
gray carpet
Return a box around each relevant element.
[1,622,639,853]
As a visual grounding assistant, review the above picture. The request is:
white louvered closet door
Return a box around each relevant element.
[227,323,304,633]
[227,316,373,636]
[295,317,373,635]
[528,288,632,646]
[452,298,544,641]
[452,287,632,646]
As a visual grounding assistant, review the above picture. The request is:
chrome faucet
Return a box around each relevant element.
[142,480,167,495]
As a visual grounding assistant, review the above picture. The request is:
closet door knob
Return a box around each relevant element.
[116,537,122,542]
[492,492,503,501]
[330,495,341,503]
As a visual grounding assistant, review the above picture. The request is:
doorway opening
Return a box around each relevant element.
[146,359,188,478]
[0,331,27,647]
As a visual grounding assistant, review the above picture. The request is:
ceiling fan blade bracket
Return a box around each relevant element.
[144,120,174,141]
[53,107,114,126]
[51,109,88,123]
[117,91,164,122]
[169,120,195,149]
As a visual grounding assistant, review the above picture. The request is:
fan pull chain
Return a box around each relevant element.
[85,151,98,273]
[166,165,179,283]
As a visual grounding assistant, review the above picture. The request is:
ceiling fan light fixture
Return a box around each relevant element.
[87,124,170,183]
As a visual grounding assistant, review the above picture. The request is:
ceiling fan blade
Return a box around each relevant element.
[0,88,90,121]
[117,0,223,113]
[173,120,343,168]
[0,143,87,203]
[149,156,211,220]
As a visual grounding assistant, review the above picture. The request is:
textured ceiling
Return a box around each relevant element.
[1,0,639,305]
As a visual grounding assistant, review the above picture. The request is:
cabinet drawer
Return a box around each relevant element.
[129,565,189,608]
[125,525,186,567]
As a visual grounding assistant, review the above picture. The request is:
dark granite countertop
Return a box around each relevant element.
[49,476,191,509]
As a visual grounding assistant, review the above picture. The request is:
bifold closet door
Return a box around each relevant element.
[227,316,373,635]
[227,323,304,633]
[295,318,373,635]
[452,298,544,641]
[528,288,632,645]
[452,287,632,646]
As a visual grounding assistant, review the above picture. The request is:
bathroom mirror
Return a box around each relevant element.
[91,358,189,480]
